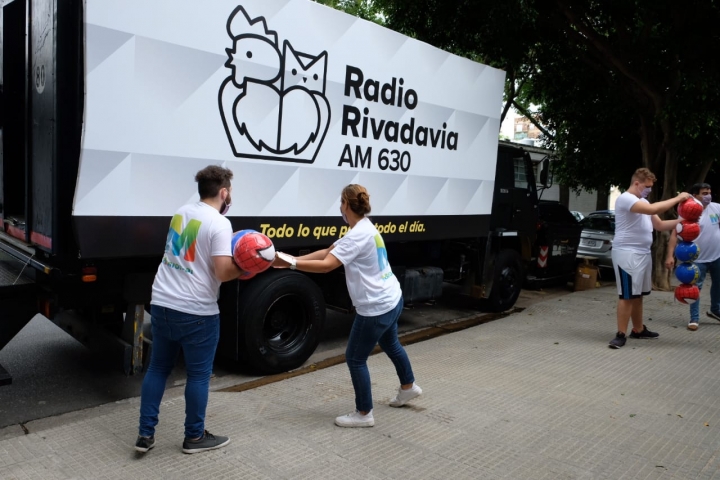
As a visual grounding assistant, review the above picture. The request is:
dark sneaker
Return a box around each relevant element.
[707,311,720,322]
[629,325,659,339]
[134,435,155,453]
[608,332,626,349]
[182,430,230,454]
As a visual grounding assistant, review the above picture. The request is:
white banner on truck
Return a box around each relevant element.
[76,0,505,219]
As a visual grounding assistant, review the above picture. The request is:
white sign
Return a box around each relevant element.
[75,0,505,218]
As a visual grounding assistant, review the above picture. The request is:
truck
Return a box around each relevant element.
[0,0,581,383]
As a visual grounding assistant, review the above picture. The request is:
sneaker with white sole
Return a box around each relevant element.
[182,430,230,454]
[688,322,699,331]
[707,311,720,322]
[334,410,374,428]
[134,435,155,453]
[389,384,423,407]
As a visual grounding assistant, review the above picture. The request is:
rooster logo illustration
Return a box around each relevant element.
[219,6,331,164]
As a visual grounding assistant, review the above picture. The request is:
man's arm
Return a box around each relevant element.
[213,255,244,282]
[651,215,680,232]
[665,229,678,270]
[630,192,691,215]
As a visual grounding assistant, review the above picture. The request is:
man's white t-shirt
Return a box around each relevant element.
[152,202,233,315]
[695,202,720,263]
[331,217,402,316]
[613,191,653,254]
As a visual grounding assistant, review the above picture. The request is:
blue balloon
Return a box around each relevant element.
[675,262,700,285]
[675,241,700,263]
[231,229,256,252]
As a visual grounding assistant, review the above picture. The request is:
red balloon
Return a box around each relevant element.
[678,198,703,222]
[675,283,700,304]
[676,221,701,242]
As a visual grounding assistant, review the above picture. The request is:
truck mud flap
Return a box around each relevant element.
[0,251,39,385]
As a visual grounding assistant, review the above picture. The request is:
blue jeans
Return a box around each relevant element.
[345,298,415,413]
[690,257,720,322]
[139,305,220,439]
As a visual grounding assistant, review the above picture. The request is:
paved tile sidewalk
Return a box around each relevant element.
[1,285,720,479]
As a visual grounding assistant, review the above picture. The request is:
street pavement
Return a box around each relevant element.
[1,282,719,479]
[0,282,570,428]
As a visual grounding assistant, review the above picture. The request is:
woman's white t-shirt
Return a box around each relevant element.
[331,217,402,316]
[151,202,233,315]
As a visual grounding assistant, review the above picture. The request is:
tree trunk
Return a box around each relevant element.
[638,110,679,291]
[652,231,673,291]
[595,189,609,211]
[559,185,570,208]
[683,158,715,191]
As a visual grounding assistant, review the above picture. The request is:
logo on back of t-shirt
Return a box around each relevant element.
[165,215,202,262]
[374,234,394,280]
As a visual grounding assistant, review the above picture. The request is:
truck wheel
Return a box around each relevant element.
[487,250,523,312]
[236,269,325,374]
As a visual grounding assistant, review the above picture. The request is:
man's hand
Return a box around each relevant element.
[675,192,692,203]
[664,257,675,271]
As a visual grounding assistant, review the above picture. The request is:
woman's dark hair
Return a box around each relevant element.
[341,184,371,216]
[195,165,233,199]
[690,183,711,195]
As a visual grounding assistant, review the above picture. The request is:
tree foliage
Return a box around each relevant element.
[362,0,720,288]
[311,0,383,23]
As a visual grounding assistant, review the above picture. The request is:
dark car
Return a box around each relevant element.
[577,213,615,268]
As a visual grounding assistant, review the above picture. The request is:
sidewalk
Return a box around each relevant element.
[1,284,719,479]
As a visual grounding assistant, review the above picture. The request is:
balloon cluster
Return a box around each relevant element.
[674,198,703,304]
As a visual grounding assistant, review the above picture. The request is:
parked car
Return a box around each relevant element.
[577,212,615,268]
[570,211,585,222]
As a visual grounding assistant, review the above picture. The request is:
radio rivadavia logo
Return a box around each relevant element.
[219,5,331,164]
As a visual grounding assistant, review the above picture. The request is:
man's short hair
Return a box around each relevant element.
[195,165,233,199]
[631,168,657,184]
[690,183,711,195]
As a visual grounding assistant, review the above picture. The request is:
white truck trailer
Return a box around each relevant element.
[0,0,581,382]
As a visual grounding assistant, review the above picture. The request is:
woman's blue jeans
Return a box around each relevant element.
[139,305,220,439]
[345,298,415,413]
[690,257,720,322]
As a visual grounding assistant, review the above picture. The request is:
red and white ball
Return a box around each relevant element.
[232,230,275,275]
[678,197,703,223]
[674,283,700,304]
[676,221,701,243]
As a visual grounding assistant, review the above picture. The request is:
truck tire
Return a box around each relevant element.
[236,269,325,374]
[487,249,523,312]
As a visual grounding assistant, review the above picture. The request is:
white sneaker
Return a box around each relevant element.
[688,322,699,331]
[334,410,374,428]
[389,384,423,407]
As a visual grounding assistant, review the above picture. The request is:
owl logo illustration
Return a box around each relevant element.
[219,6,331,164]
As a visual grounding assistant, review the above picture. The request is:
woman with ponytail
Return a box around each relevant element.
[273,184,422,427]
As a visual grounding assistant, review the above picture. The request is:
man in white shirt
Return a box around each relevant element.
[665,183,720,330]
[609,168,690,349]
[136,165,243,454]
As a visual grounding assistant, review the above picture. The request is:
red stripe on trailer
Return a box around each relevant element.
[31,231,53,249]
[538,246,549,268]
